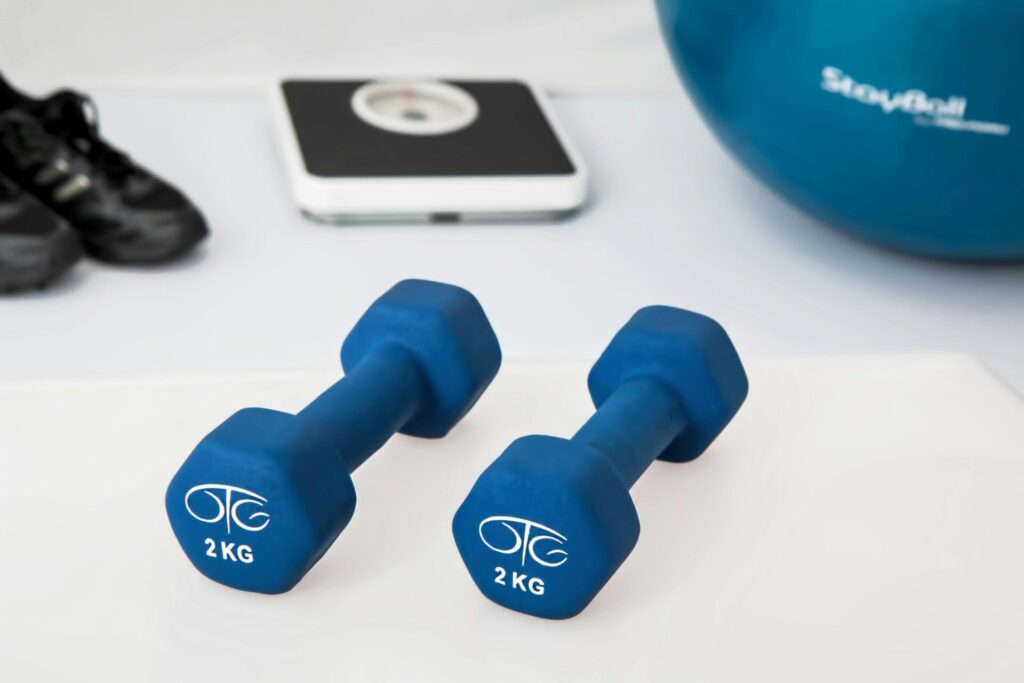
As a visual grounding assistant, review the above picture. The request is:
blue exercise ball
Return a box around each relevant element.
[655,0,1024,260]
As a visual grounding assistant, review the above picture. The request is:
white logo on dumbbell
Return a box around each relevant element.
[184,484,270,534]
[479,516,568,568]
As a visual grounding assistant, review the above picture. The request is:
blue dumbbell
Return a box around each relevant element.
[453,306,747,618]
[167,279,501,593]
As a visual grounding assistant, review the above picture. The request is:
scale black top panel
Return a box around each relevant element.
[282,80,577,178]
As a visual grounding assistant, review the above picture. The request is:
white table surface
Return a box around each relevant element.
[1,89,1023,392]
[1,357,1021,681]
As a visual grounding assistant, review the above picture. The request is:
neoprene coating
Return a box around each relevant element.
[453,306,747,618]
[166,280,501,593]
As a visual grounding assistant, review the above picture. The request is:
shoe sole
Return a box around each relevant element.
[0,226,83,293]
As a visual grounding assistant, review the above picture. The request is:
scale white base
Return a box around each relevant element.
[271,80,588,222]
[0,356,1021,680]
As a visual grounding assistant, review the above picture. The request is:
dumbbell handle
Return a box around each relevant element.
[297,343,426,474]
[572,378,689,489]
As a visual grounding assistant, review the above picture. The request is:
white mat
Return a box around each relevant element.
[0,356,1021,681]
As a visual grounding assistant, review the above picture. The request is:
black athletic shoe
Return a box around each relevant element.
[0,173,81,292]
[0,75,207,264]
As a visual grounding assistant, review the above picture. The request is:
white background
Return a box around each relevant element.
[0,1,677,93]
[1,0,1022,391]
[1,91,1023,392]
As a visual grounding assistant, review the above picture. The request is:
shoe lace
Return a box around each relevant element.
[38,91,135,181]
[0,114,63,170]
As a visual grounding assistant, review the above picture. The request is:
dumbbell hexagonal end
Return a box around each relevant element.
[165,408,357,593]
[341,279,502,438]
[589,306,748,463]
[453,435,640,619]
